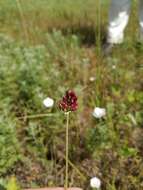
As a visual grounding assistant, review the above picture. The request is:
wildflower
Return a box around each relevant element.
[92,107,106,118]
[59,90,78,189]
[90,177,101,189]
[59,90,78,112]
[112,65,116,69]
[89,76,96,82]
[43,97,54,108]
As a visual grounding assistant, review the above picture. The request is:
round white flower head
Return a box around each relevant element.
[112,65,116,69]
[89,76,96,82]
[92,107,106,118]
[43,97,54,108]
[90,177,101,189]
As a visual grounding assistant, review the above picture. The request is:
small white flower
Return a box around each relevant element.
[43,97,54,108]
[112,65,116,69]
[90,177,101,189]
[89,76,96,82]
[92,107,106,118]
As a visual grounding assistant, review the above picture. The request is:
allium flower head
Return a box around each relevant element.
[59,90,78,112]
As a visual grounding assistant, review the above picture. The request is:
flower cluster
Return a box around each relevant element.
[59,90,78,112]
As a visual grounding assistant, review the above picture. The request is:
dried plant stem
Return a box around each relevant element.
[65,112,70,190]
[15,0,29,43]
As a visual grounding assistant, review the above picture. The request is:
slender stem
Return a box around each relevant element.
[97,0,101,56]
[18,113,59,119]
[61,153,86,181]
[65,112,70,190]
[15,0,29,43]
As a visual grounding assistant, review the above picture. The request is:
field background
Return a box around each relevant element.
[0,0,109,43]
[0,0,143,190]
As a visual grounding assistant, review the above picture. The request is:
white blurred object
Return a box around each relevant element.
[90,177,101,189]
[92,107,106,118]
[89,76,96,82]
[112,65,116,69]
[107,0,143,44]
[43,97,54,108]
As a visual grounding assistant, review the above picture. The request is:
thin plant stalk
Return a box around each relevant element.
[61,153,86,181]
[65,111,70,190]
[15,0,29,43]
[97,0,101,56]
[18,113,59,120]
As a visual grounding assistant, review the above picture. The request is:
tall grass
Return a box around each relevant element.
[0,0,109,44]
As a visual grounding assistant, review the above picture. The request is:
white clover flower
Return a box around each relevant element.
[90,177,101,189]
[92,107,106,118]
[43,97,54,108]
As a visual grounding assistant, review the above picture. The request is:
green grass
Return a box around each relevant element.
[0,0,109,44]
[0,1,143,190]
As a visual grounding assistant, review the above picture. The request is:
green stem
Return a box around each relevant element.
[97,0,101,56]
[15,0,29,43]
[66,156,86,182]
[65,112,70,190]
[18,113,59,119]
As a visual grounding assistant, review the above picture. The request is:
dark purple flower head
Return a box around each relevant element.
[59,90,78,112]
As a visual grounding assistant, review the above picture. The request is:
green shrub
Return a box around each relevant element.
[0,116,21,175]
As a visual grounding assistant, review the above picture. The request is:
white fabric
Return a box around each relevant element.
[139,0,143,40]
[107,0,143,43]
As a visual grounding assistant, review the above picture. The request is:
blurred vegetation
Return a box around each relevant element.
[0,0,143,190]
[0,0,109,44]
